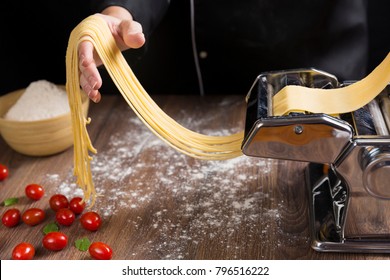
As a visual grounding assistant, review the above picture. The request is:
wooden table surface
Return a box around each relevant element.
[1,94,390,260]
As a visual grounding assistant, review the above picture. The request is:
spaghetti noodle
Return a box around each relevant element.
[66,15,243,204]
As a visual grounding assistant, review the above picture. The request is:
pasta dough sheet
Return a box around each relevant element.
[273,52,390,116]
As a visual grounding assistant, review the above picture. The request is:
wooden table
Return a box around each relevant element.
[1,94,389,260]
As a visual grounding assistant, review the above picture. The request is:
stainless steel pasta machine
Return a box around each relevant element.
[242,69,390,253]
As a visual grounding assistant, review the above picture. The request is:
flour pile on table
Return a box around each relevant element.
[5,80,69,121]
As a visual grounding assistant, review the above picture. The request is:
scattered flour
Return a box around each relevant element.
[5,80,69,121]
[43,98,308,259]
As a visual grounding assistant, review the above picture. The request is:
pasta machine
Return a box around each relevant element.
[242,69,390,253]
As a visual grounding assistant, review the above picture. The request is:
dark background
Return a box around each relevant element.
[1,0,389,96]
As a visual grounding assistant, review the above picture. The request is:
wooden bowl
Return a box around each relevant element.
[0,87,89,156]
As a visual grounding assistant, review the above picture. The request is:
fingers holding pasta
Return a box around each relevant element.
[77,7,145,103]
[79,40,102,103]
[118,18,145,49]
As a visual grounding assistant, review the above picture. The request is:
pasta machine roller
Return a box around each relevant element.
[242,69,390,253]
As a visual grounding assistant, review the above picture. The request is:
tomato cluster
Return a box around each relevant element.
[2,183,47,229]
[1,170,113,260]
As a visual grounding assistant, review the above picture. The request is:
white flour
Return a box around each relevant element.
[43,99,308,259]
[5,80,69,121]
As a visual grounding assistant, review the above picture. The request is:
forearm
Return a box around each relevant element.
[90,0,170,37]
[101,6,133,21]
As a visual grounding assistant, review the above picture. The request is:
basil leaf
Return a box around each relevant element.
[43,222,59,234]
[2,197,19,206]
[75,237,91,252]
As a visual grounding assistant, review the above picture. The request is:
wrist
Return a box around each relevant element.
[101,6,133,21]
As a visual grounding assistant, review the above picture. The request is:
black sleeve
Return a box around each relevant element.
[90,0,170,38]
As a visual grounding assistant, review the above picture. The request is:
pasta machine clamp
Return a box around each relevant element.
[242,69,390,253]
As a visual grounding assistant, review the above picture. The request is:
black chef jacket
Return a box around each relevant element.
[92,0,369,95]
[2,1,389,97]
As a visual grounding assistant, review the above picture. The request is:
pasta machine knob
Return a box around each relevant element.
[362,147,390,199]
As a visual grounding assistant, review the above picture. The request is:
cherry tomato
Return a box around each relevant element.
[25,184,45,200]
[89,242,113,260]
[69,197,86,214]
[0,164,9,181]
[80,211,101,231]
[55,208,75,226]
[22,208,45,226]
[49,194,69,212]
[12,242,35,260]
[42,232,68,251]
[2,208,21,227]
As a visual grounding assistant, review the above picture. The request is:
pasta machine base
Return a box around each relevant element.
[242,69,390,253]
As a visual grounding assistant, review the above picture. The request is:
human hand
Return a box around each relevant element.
[78,7,145,102]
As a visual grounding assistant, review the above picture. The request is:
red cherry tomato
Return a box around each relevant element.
[2,208,21,227]
[0,164,9,181]
[49,194,69,212]
[12,242,35,260]
[22,208,45,226]
[55,208,75,226]
[80,211,101,231]
[42,232,68,251]
[69,197,86,214]
[25,184,45,200]
[89,242,113,260]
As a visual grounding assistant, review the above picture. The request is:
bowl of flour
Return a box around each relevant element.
[0,80,89,156]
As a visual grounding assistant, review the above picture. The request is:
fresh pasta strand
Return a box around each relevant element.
[66,15,244,204]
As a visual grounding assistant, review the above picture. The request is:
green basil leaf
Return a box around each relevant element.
[75,237,91,252]
[43,222,59,234]
[2,197,19,206]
